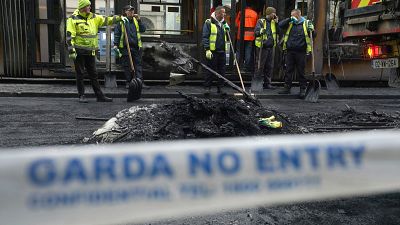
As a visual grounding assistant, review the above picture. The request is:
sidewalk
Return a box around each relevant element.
[1,82,400,99]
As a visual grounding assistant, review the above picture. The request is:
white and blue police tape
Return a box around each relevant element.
[1,130,400,225]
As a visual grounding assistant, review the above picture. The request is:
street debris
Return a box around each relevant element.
[295,105,400,132]
[84,93,295,144]
[258,116,283,129]
[85,100,400,144]
[160,41,261,106]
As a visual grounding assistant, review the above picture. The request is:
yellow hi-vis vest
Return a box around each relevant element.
[255,19,277,48]
[66,9,121,55]
[282,20,312,53]
[206,19,227,51]
[118,18,142,49]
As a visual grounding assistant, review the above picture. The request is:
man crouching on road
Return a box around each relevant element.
[202,6,230,96]
[66,0,129,103]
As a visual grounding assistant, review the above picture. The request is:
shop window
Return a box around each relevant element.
[34,0,63,64]
[139,0,195,39]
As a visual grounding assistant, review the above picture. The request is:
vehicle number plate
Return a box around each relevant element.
[372,58,399,69]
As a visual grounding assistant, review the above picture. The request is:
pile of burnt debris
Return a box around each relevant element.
[85,94,297,144]
[299,105,400,132]
[85,96,400,144]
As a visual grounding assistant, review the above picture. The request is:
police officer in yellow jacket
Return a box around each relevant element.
[66,0,128,103]
[202,6,230,95]
[278,9,314,98]
[254,7,279,89]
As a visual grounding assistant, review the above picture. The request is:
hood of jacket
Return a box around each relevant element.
[294,16,306,25]
[211,12,224,27]
[73,9,93,19]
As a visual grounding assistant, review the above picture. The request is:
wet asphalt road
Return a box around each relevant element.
[0,97,399,225]
[0,97,399,148]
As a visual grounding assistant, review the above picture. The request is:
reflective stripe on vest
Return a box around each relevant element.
[283,20,312,53]
[206,19,227,51]
[118,18,142,49]
[255,19,277,48]
[68,13,100,53]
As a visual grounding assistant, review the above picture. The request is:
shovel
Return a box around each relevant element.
[180,52,260,106]
[226,31,246,91]
[324,27,339,90]
[251,40,264,92]
[304,31,321,103]
[123,23,143,102]
[159,41,261,106]
[251,5,267,92]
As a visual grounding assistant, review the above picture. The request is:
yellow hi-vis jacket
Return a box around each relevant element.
[206,19,227,51]
[282,20,312,53]
[118,18,142,49]
[66,9,122,56]
[255,19,277,48]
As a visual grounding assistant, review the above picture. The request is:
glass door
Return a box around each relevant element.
[33,0,64,66]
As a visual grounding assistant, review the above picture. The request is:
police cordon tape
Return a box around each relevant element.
[1,130,400,225]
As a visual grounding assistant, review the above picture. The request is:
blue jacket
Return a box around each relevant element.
[114,17,146,50]
[279,17,314,52]
[254,18,280,48]
[202,17,227,52]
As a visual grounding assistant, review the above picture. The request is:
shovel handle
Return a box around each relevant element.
[122,22,136,75]
[309,31,315,75]
[226,31,246,91]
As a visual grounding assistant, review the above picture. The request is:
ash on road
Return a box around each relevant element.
[1,96,399,225]
[81,95,400,225]
[86,94,400,144]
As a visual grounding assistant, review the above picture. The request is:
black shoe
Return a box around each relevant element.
[299,88,306,99]
[278,86,291,94]
[263,84,276,89]
[204,87,211,96]
[79,95,88,103]
[97,96,113,102]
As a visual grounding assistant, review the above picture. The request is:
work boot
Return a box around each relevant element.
[204,87,211,96]
[278,85,291,94]
[217,86,227,96]
[79,95,88,103]
[299,88,306,99]
[97,96,113,102]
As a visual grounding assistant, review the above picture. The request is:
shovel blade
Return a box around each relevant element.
[388,69,400,88]
[169,72,186,86]
[250,75,264,92]
[127,78,142,102]
[304,79,321,103]
[325,73,339,90]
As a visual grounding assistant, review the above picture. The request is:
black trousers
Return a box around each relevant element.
[256,47,274,85]
[205,51,226,88]
[74,54,104,98]
[285,50,307,89]
[121,47,143,82]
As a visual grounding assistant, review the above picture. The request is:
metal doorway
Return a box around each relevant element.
[0,0,29,77]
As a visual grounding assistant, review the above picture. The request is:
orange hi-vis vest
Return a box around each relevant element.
[235,7,258,41]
